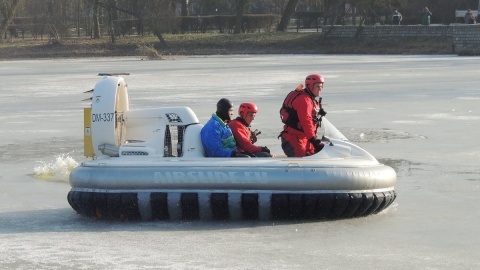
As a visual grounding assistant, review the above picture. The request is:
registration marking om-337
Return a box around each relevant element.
[92,112,115,122]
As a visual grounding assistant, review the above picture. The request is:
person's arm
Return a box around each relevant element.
[201,120,235,157]
[294,96,317,140]
[229,120,263,154]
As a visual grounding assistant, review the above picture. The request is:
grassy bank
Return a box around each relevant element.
[0,32,454,60]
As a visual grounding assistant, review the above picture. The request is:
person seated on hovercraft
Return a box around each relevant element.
[228,102,273,158]
[279,74,327,157]
[201,98,250,157]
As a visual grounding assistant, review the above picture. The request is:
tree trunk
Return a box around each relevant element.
[181,0,188,16]
[153,30,168,47]
[277,0,299,32]
[0,0,21,42]
[234,0,247,34]
[93,0,101,39]
[324,1,346,37]
[354,15,366,40]
[106,0,118,44]
[180,0,188,33]
[108,6,115,43]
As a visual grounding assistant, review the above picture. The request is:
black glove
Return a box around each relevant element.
[260,146,270,153]
[308,137,324,153]
[231,150,250,158]
[319,108,327,117]
[250,129,261,144]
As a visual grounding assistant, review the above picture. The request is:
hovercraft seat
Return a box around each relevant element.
[115,107,205,158]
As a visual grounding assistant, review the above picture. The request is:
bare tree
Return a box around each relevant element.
[234,0,249,34]
[141,0,176,47]
[180,0,188,16]
[347,0,410,25]
[1,0,475,43]
[105,0,118,43]
[276,0,298,31]
[46,0,72,40]
[0,0,23,41]
[179,0,188,33]
[92,0,101,38]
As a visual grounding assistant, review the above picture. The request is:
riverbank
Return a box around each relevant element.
[0,33,454,60]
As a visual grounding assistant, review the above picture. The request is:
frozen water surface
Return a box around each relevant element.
[0,55,479,269]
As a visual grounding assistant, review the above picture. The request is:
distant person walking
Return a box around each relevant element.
[421,7,432,26]
[392,8,402,25]
[464,9,476,24]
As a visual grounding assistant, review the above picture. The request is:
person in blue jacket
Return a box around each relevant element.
[201,98,249,157]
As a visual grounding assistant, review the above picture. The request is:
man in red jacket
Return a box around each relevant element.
[280,74,326,157]
[228,102,273,157]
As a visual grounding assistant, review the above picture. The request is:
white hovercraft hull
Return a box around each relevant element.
[68,75,397,221]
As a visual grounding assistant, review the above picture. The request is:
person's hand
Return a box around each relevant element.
[319,108,327,117]
[308,137,324,153]
[260,146,270,153]
[231,149,250,158]
[250,129,261,143]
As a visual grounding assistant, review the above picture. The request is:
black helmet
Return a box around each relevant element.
[216,98,233,121]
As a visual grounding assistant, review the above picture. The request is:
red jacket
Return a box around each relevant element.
[283,91,319,140]
[228,118,263,154]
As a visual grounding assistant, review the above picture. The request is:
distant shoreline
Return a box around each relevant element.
[0,33,455,60]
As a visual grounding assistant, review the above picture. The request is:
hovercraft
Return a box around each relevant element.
[68,74,397,221]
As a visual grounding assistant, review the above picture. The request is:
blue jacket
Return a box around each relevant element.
[201,114,237,157]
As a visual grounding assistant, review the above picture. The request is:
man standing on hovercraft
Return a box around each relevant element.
[279,74,327,157]
[228,102,273,157]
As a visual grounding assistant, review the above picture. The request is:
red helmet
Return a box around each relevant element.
[238,102,258,118]
[305,74,325,90]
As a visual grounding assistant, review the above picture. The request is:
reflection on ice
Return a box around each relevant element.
[343,128,423,143]
[420,113,480,121]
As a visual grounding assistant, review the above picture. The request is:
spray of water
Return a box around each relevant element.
[32,153,79,182]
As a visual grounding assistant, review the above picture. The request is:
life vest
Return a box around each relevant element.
[280,84,320,131]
